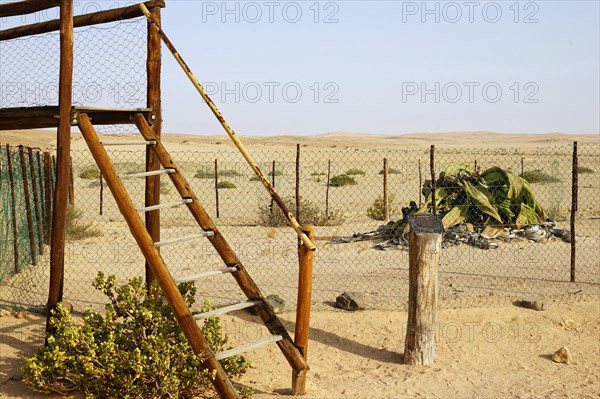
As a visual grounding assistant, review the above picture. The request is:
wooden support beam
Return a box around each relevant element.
[292,226,315,396]
[0,0,164,41]
[46,0,72,335]
[0,106,154,131]
[145,3,162,292]
[0,0,59,18]
[404,213,443,366]
[19,145,37,266]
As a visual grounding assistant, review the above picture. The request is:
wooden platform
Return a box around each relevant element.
[0,106,155,131]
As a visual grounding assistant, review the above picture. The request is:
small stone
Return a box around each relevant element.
[0,309,12,317]
[335,292,366,311]
[15,310,28,319]
[559,319,575,330]
[265,294,285,314]
[519,297,551,311]
[551,346,572,364]
[10,371,23,381]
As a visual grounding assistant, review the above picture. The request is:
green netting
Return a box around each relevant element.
[0,146,54,285]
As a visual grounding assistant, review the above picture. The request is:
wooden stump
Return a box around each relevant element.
[404,213,443,366]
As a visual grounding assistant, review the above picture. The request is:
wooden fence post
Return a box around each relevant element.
[418,159,423,208]
[269,160,276,215]
[28,148,44,254]
[430,145,436,215]
[47,0,74,334]
[214,158,220,218]
[6,145,19,271]
[19,145,37,266]
[325,159,331,221]
[68,156,74,206]
[570,141,578,283]
[292,225,315,395]
[43,151,52,245]
[99,172,104,215]
[404,213,443,366]
[296,144,300,222]
[383,158,389,222]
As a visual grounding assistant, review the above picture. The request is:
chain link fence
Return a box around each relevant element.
[1,141,598,311]
[0,145,56,309]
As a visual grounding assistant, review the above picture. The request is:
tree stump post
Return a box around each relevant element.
[404,213,444,366]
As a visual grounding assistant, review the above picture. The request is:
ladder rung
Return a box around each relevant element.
[137,198,193,212]
[193,300,262,320]
[101,140,156,146]
[174,267,238,284]
[121,169,176,179]
[154,232,214,248]
[214,335,283,361]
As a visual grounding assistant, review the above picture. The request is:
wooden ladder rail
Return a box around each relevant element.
[132,113,309,377]
[76,113,240,399]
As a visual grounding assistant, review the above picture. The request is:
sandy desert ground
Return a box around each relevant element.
[1,296,599,398]
[1,130,599,398]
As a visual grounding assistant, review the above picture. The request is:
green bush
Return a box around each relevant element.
[78,166,100,180]
[194,169,213,179]
[522,170,561,184]
[578,166,595,174]
[23,273,249,398]
[329,174,357,187]
[345,168,365,176]
[217,181,236,189]
[366,194,396,220]
[258,196,345,227]
[196,169,241,179]
[379,168,402,175]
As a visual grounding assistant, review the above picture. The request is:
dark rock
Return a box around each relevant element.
[265,294,285,314]
[335,292,366,311]
[519,297,551,311]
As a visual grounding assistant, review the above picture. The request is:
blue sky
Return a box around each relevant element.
[1,1,598,136]
[157,1,599,135]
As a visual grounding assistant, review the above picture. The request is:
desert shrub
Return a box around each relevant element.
[329,174,357,187]
[578,166,595,174]
[522,170,561,183]
[196,169,241,179]
[66,206,101,241]
[345,168,365,176]
[217,181,236,189]
[23,273,249,398]
[258,196,345,226]
[219,169,241,178]
[379,168,402,175]
[194,169,213,179]
[78,166,100,180]
[366,194,397,220]
[310,172,325,176]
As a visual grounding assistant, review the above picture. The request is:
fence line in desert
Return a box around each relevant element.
[1,142,598,310]
[1,145,57,283]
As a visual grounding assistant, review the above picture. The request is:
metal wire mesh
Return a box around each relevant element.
[14,141,591,312]
[0,146,55,310]
[0,17,147,134]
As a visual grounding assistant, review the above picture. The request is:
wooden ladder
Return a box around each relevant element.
[76,111,309,399]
